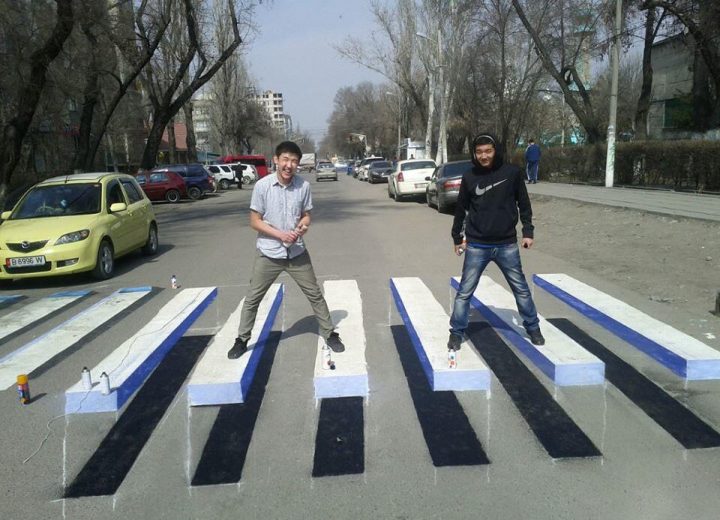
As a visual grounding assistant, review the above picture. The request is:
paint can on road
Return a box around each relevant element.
[448,350,457,369]
[99,372,111,395]
[17,374,30,405]
[81,367,93,391]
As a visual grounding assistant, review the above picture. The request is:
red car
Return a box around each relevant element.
[135,171,187,203]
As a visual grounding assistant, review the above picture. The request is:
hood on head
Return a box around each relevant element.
[470,132,504,171]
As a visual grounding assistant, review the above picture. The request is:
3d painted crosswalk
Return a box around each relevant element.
[534,273,720,380]
[4,271,719,498]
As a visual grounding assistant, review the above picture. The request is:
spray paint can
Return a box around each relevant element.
[81,367,93,391]
[99,372,111,395]
[170,275,178,289]
[322,345,332,370]
[448,349,457,369]
[17,374,30,405]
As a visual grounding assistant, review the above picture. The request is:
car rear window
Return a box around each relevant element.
[441,161,472,178]
[402,161,435,171]
[372,162,391,168]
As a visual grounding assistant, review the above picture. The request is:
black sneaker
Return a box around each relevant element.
[326,332,345,353]
[227,337,248,359]
[528,329,545,346]
[447,333,462,351]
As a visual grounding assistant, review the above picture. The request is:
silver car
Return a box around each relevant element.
[315,161,338,182]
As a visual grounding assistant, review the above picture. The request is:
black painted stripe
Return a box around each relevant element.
[191,331,281,486]
[391,325,490,467]
[312,396,364,477]
[64,335,211,498]
[549,318,720,449]
[466,322,601,459]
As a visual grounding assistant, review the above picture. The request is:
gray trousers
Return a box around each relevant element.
[237,249,334,342]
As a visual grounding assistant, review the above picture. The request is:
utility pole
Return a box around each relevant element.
[605,0,622,188]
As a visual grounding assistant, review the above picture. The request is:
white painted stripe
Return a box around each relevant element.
[314,280,369,399]
[187,284,283,406]
[65,287,217,413]
[535,273,720,379]
[454,276,605,386]
[392,277,491,392]
[0,287,152,389]
[0,290,91,342]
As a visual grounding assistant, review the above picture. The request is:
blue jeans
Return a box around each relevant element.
[450,242,540,336]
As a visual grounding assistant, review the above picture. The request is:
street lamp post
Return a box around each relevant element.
[605,0,623,188]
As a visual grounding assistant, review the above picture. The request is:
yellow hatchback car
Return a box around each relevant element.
[0,172,158,281]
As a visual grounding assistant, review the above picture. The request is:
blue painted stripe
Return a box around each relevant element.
[390,279,435,390]
[533,275,689,378]
[0,295,22,303]
[49,289,92,298]
[239,285,284,400]
[119,286,153,293]
[450,277,558,382]
[114,288,217,410]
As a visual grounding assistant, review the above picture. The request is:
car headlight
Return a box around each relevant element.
[55,229,90,245]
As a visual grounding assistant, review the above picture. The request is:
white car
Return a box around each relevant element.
[388,159,437,201]
[315,161,338,181]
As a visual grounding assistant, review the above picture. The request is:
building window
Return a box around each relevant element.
[663,96,693,129]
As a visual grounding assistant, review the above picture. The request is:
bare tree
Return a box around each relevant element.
[0,0,74,200]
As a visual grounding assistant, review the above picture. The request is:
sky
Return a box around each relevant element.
[245,0,386,143]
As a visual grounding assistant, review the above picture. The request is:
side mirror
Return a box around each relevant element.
[109,202,127,213]
[424,176,431,181]
[1,211,11,220]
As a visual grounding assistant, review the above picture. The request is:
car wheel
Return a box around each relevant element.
[219,179,230,190]
[188,186,202,200]
[92,240,114,280]
[142,223,159,256]
[165,189,180,203]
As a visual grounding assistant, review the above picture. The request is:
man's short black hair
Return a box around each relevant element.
[275,141,302,159]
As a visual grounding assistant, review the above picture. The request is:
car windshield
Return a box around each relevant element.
[402,161,435,171]
[11,183,102,219]
[441,161,472,178]
[371,162,391,168]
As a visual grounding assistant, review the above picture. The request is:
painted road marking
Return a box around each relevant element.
[391,325,490,466]
[65,336,210,498]
[550,318,720,449]
[466,322,601,459]
[192,331,282,486]
[0,294,24,310]
[534,273,720,380]
[187,284,283,406]
[0,290,91,344]
[64,287,217,414]
[391,277,491,392]
[452,276,605,386]
[312,396,364,477]
[0,287,152,389]
[314,280,368,399]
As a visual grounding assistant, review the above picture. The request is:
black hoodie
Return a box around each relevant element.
[451,133,534,245]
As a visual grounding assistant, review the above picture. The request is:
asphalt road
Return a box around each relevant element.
[2,173,720,520]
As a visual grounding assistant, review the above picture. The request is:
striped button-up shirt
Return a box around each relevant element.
[250,173,313,259]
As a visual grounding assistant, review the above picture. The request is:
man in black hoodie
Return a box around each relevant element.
[448,133,545,349]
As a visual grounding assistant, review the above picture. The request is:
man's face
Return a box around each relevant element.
[474,144,495,168]
[274,152,300,184]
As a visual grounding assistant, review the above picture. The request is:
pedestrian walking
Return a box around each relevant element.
[448,133,545,351]
[525,138,541,183]
[228,140,344,359]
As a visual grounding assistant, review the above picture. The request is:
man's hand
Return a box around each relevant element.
[295,223,308,236]
[279,230,299,244]
[521,237,534,249]
[454,243,465,256]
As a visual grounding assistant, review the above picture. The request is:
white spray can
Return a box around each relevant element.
[81,367,93,391]
[99,372,111,395]
[170,275,178,289]
[322,345,332,370]
[448,349,457,369]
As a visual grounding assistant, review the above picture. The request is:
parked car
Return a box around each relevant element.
[152,164,211,200]
[135,171,187,203]
[367,161,394,184]
[388,159,437,200]
[205,164,237,190]
[425,160,470,213]
[0,172,158,281]
[355,156,385,181]
[315,161,338,181]
[220,154,269,178]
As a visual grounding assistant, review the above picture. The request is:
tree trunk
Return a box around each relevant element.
[74,25,101,172]
[0,0,74,200]
[425,73,435,161]
[141,113,172,169]
[167,117,177,164]
[634,7,656,140]
[183,101,198,162]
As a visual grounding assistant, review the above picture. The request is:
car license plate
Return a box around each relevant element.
[414,182,427,189]
[6,256,46,267]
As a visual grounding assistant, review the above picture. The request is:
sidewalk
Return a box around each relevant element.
[527,182,720,222]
